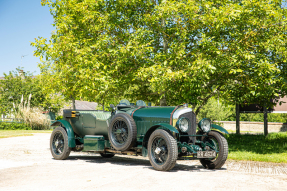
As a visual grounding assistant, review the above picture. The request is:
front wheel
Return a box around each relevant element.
[148,129,178,171]
[50,127,71,160]
[199,130,228,169]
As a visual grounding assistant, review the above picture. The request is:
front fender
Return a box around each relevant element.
[142,123,179,157]
[51,120,76,148]
[211,124,229,134]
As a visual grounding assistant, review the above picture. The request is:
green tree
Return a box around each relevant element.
[32,0,287,113]
[0,69,41,115]
[197,97,235,121]
[0,68,65,116]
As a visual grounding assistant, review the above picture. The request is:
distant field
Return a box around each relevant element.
[0,130,52,139]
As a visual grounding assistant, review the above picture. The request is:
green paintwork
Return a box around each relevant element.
[64,111,111,139]
[156,123,179,134]
[51,120,76,148]
[133,106,175,119]
[105,140,111,148]
[83,136,105,151]
[177,142,202,154]
[130,107,176,140]
[211,124,229,134]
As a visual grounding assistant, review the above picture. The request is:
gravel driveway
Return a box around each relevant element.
[0,133,287,191]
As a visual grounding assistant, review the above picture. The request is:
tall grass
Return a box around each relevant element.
[15,107,50,130]
[8,94,51,130]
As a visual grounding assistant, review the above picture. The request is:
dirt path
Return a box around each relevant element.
[0,134,287,191]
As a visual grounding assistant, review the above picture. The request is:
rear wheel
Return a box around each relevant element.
[148,129,178,171]
[50,127,71,160]
[199,131,228,169]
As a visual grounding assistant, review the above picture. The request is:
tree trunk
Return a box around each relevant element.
[236,104,240,135]
[72,98,76,110]
[264,107,268,136]
[160,98,167,106]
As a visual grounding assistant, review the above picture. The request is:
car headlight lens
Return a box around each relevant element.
[178,117,190,132]
[198,118,211,133]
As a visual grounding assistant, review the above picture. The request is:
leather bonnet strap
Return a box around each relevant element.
[131,106,145,118]
[170,105,182,125]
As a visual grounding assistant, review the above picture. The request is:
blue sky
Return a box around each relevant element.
[0,0,54,76]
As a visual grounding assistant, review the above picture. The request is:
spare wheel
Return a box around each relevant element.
[108,113,137,151]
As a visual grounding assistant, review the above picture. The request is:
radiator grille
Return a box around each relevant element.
[179,111,197,144]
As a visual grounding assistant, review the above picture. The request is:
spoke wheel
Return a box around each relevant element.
[50,127,71,160]
[199,130,228,169]
[108,113,137,151]
[148,129,178,171]
[111,120,129,145]
[150,137,168,165]
[52,132,65,155]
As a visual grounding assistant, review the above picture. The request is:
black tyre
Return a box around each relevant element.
[199,130,228,169]
[50,126,71,160]
[148,129,178,171]
[108,113,137,151]
[100,153,115,158]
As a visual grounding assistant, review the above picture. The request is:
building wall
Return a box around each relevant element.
[215,121,287,133]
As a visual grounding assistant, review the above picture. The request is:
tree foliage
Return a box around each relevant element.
[33,0,287,113]
[197,97,235,121]
[198,97,287,123]
[0,68,65,115]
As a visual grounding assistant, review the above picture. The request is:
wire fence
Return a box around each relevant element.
[0,118,24,123]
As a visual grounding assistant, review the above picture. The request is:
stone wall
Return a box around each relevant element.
[215,121,287,133]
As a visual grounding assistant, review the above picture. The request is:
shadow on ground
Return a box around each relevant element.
[64,155,224,172]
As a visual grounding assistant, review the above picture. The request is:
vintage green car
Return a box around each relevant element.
[50,99,228,171]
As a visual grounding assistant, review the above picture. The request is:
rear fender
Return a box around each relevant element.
[142,123,179,157]
[51,120,76,148]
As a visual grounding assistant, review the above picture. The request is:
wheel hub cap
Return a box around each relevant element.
[155,147,161,154]
[55,140,59,147]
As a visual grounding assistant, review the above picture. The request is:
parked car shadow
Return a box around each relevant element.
[65,154,225,172]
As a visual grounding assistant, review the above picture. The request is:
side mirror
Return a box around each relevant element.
[110,104,116,111]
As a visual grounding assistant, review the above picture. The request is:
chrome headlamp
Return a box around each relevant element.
[198,118,211,133]
[177,117,190,133]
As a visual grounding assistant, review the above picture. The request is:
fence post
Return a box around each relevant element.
[264,107,268,136]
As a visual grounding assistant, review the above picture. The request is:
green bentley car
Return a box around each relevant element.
[50,99,228,171]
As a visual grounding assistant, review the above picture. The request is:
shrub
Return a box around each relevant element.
[0,122,31,130]
[55,115,63,120]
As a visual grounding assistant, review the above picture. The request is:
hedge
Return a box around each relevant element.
[0,122,32,130]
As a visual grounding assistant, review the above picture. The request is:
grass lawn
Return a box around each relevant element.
[226,132,287,163]
[0,130,52,139]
